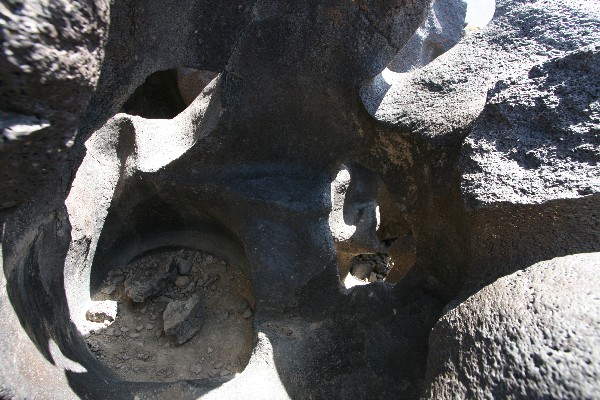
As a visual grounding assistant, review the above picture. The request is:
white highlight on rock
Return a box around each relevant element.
[328,166,357,242]
[48,340,88,374]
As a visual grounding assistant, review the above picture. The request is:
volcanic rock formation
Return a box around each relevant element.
[0,0,598,399]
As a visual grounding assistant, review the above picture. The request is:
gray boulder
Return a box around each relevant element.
[163,296,205,345]
[361,0,600,287]
[0,0,108,119]
[0,0,108,224]
[460,43,600,207]
[422,253,600,399]
[124,256,177,302]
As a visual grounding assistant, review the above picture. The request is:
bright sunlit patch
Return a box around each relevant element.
[79,299,118,335]
[49,340,88,374]
[381,67,401,84]
[343,273,370,289]
[465,0,495,30]
[329,167,357,241]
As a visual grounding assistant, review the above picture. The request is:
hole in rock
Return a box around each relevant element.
[331,163,417,288]
[386,0,495,74]
[82,247,255,382]
[465,0,495,31]
[121,68,218,119]
[342,235,417,289]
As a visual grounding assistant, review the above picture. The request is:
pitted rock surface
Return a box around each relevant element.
[423,253,600,399]
[0,0,109,225]
[0,0,599,399]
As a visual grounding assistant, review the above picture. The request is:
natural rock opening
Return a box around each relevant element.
[331,163,417,288]
[120,68,220,120]
[1,0,598,399]
[465,0,495,31]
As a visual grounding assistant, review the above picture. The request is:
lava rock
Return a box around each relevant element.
[242,309,253,320]
[423,253,600,399]
[163,296,205,345]
[124,258,177,302]
[175,275,191,288]
[175,257,193,275]
[190,363,203,375]
[85,301,117,323]
[0,0,109,224]
[461,43,600,207]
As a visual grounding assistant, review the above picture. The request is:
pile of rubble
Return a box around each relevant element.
[83,249,255,382]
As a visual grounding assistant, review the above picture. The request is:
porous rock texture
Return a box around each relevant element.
[0,0,109,224]
[423,253,600,399]
[0,0,599,399]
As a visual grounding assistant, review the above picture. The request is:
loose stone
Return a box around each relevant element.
[190,363,203,374]
[163,296,205,345]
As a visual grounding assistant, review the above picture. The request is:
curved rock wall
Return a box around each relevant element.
[0,0,598,399]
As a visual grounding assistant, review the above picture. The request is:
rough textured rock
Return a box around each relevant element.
[388,0,467,73]
[423,253,600,399]
[0,0,109,225]
[362,0,600,141]
[124,256,177,302]
[1,1,442,399]
[0,1,108,117]
[461,43,600,207]
[1,0,599,399]
[163,296,205,345]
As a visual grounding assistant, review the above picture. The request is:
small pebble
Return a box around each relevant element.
[220,370,230,377]
[175,275,191,288]
[146,323,154,330]
[243,309,253,319]
[136,325,144,332]
[100,284,116,295]
[214,361,224,368]
[177,258,193,275]
[190,363,203,374]
[120,327,129,332]
[130,332,140,338]
[207,347,214,354]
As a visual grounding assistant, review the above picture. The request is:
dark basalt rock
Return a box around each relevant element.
[163,295,205,345]
[0,0,109,226]
[423,253,600,399]
[0,0,598,399]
